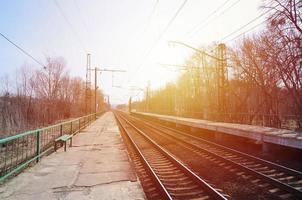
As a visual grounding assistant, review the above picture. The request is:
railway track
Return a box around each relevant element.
[120,112,302,199]
[114,112,228,200]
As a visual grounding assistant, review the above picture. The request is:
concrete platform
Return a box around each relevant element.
[132,111,302,150]
[0,112,146,200]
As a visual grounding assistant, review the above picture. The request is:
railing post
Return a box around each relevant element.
[78,119,80,132]
[70,122,73,135]
[60,124,63,136]
[36,131,40,163]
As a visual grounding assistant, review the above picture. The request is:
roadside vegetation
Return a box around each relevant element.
[131,0,302,130]
[0,57,106,137]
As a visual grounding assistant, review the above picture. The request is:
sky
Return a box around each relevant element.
[0,0,267,105]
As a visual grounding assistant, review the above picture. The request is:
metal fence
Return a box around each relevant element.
[0,112,104,183]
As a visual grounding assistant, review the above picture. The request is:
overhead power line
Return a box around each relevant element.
[155,0,188,44]
[220,3,279,42]
[186,0,232,37]
[126,0,188,85]
[188,0,243,38]
[225,5,283,44]
[225,19,268,43]
[0,32,45,68]
[219,0,242,16]
[53,0,87,53]
[220,11,269,42]
[140,0,189,61]
[123,0,159,59]
[143,0,159,33]
[73,0,90,34]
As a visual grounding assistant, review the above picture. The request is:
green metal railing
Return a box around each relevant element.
[0,112,104,183]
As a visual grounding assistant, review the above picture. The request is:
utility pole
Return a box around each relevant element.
[128,97,132,113]
[216,43,227,115]
[168,41,228,117]
[129,86,144,112]
[104,95,110,109]
[107,95,110,109]
[145,82,150,112]
[94,68,98,114]
[85,54,91,114]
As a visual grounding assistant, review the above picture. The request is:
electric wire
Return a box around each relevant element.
[220,3,279,42]
[224,19,268,43]
[139,0,189,65]
[220,12,268,42]
[191,0,242,35]
[53,0,87,53]
[0,32,45,68]
[73,0,90,34]
[119,0,159,84]
[219,0,242,16]
[143,0,159,33]
[126,0,188,85]
[186,0,232,37]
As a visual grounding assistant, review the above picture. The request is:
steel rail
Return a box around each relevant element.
[148,118,302,178]
[115,111,227,200]
[125,112,302,199]
[114,113,172,200]
[132,113,302,177]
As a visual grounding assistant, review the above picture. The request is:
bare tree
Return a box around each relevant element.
[0,56,108,137]
[32,57,67,123]
[262,0,302,113]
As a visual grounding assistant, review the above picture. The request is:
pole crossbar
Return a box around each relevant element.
[89,67,126,113]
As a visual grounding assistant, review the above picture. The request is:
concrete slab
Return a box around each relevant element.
[133,111,302,150]
[0,112,146,200]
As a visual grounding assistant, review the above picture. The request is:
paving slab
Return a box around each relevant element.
[133,111,302,150]
[0,112,146,200]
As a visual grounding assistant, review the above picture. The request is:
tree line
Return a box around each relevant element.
[131,0,302,130]
[0,56,107,137]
